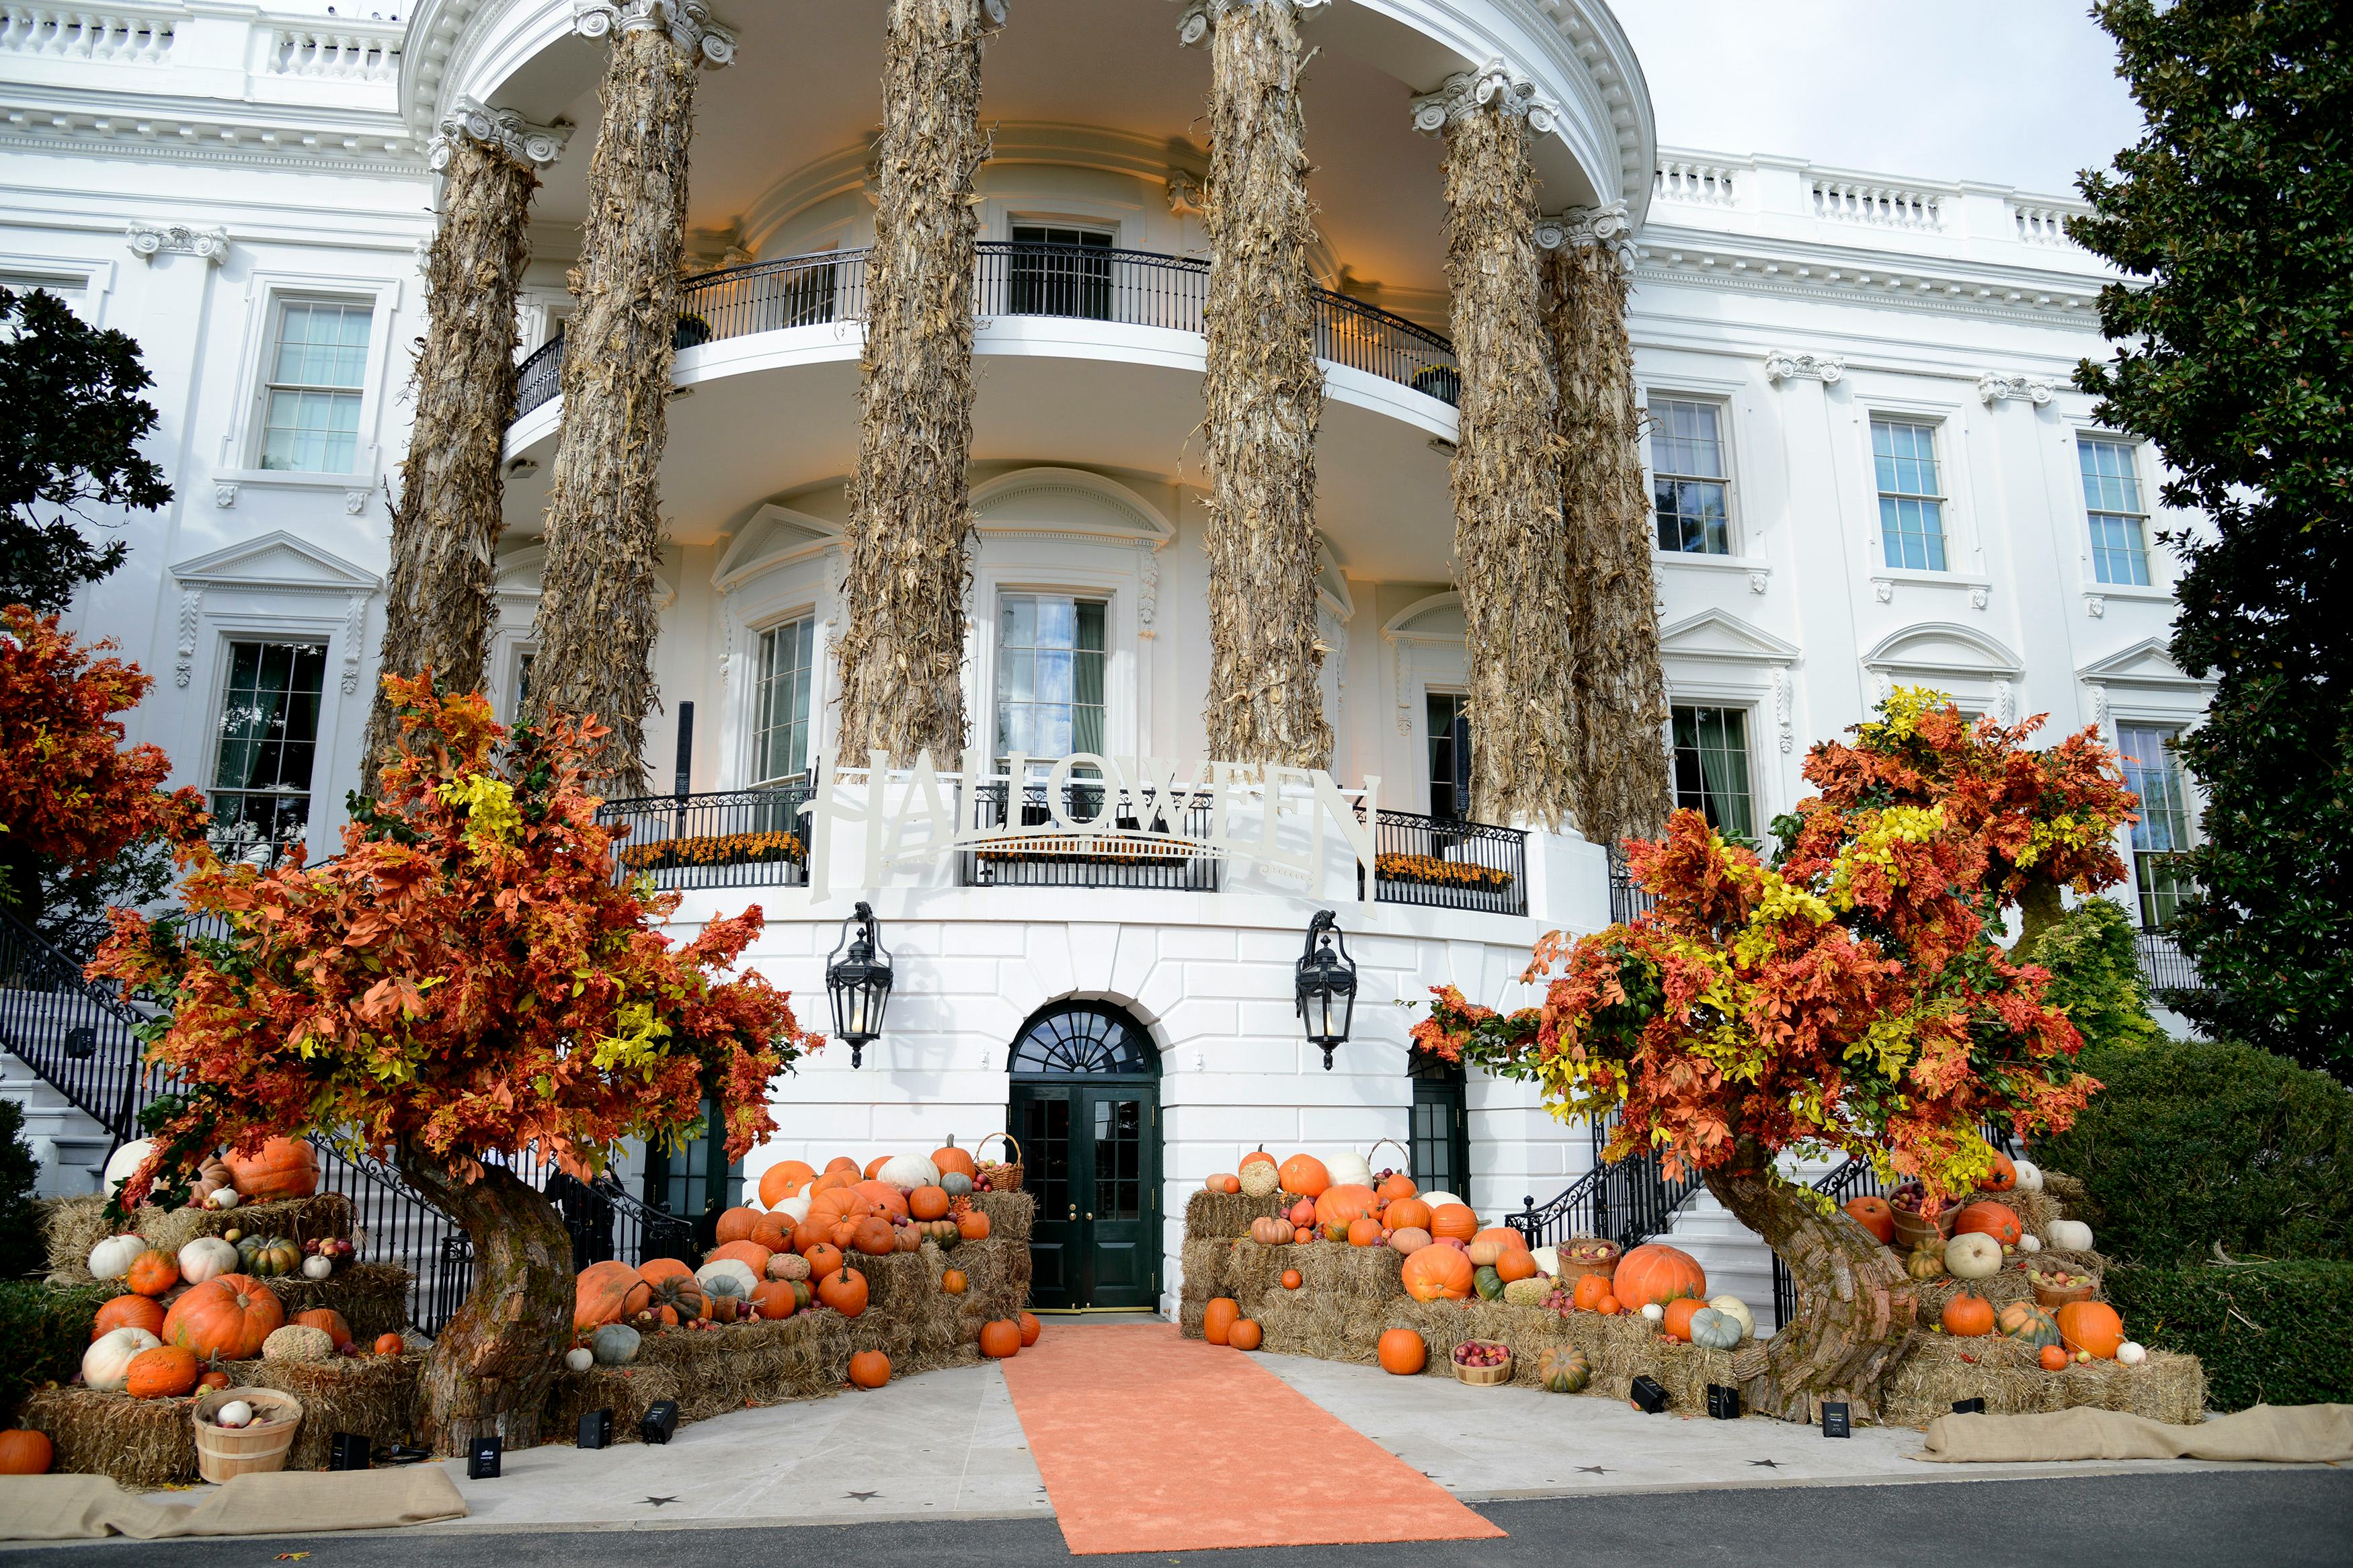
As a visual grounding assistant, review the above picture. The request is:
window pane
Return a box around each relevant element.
[995,593,1109,770]
[2117,725,2195,927]
[1649,399,1732,555]
[1669,704,1754,842]
[272,301,371,388]
[210,641,328,866]
[752,618,814,783]
[1427,692,1469,819]
[2079,439,2151,587]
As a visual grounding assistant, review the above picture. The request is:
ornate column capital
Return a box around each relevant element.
[1976,371,2057,406]
[1765,349,1845,386]
[430,96,572,172]
[1535,202,1634,267]
[126,220,228,265]
[1176,0,1326,47]
[572,0,735,67]
[1410,60,1559,136]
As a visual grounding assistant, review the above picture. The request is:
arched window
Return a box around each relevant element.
[1009,1003,1157,1077]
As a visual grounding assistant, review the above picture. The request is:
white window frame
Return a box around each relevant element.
[1856,394,1992,598]
[1868,411,1955,573]
[746,614,820,786]
[1644,393,1740,557]
[2067,425,2173,604]
[0,252,114,325]
[217,270,403,492]
[1663,697,1765,843]
[987,587,1115,772]
[2112,719,2198,930]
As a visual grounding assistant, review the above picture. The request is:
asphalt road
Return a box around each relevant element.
[14,1471,2352,1567]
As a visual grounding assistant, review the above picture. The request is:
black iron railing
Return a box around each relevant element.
[1607,846,1657,926]
[512,241,1462,421]
[1503,1111,1703,1253]
[0,907,155,1156]
[596,784,815,891]
[1371,811,1527,917]
[959,780,1222,891]
[2134,927,2202,997]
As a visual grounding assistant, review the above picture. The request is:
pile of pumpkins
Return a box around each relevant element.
[80,1250,403,1403]
[1933,1292,2146,1369]
[101,1135,323,1213]
[1531,1241,1755,1350]
[1209,1149,1519,1287]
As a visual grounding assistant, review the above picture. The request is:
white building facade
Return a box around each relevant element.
[1,0,2208,1317]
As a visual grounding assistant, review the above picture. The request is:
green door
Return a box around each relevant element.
[1009,1004,1161,1311]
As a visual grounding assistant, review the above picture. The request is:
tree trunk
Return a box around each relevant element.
[528,23,705,792]
[364,124,543,786]
[398,1152,575,1455]
[1437,102,1575,827]
[2012,876,2067,964]
[1705,1147,1919,1425]
[1198,0,1330,769]
[832,0,992,767]
[1543,223,1670,849]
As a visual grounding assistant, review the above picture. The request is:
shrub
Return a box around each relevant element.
[0,1279,113,1423]
[0,1101,40,1279]
[2032,897,2164,1055]
[2033,1036,2353,1265]
[2105,1260,2353,1413]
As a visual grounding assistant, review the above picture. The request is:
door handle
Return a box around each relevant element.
[1067,1205,1078,1218]
[1086,1212,1094,1221]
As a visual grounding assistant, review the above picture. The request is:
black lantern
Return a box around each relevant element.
[1294,909,1357,1070]
[825,901,893,1069]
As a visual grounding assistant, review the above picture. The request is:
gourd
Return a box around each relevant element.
[1538,1346,1592,1393]
[163,1275,285,1359]
[1687,1307,1743,1350]
[707,1240,773,1276]
[1204,1173,1240,1194]
[1249,1216,1292,1246]
[2010,1159,2044,1194]
[877,1153,940,1192]
[1387,1226,1433,1255]
[1502,1277,1549,1307]
[1417,1190,1461,1209]
[1952,1202,2023,1247]
[102,1139,154,1196]
[262,1324,335,1362]
[240,1235,302,1278]
[124,1348,199,1401]
[374,1333,405,1356]
[941,1268,969,1296]
[1944,1231,2003,1280]
[939,1171,974,1199]
[1471,1264,1504,1301]
[2045,1219,2094,1253]
[1228,1319,1264,1351]
[2116,1341,2147,1366]
[1347,1216,1384,1247]
[752,1280,799,1319]
[93,1293,167,1341]
[1322,1151,1375,1189]
[590,1323,641,1366]
[1240,1147,1277,1172]
[980,1319,1021,1358]
[1707,1295,1756,1339]
[87,1234,146,1281]
[849,1350,892,1388]
[206,1188,239,1210]
[1400,1244,1475,1303]
[1203,1297,1240,1345]
[2040,1344,2071,1371]
[574,1260,645,1332]
[0,1430,53,1475]
[957,1210,992,1241]
[932,1137,980,1182]
[1997,1300,2064,1349]
[697,1259,758,1303]
[1610,1243,1708,1308]
[2057,1300,2126,1360]
[637,1258,706,1323]
[126,1248,179,1297]
[225,1137,319,1201]
[1640,1302,1665,1323]
[1942,1292,1996,1337]
[1378,1328,1427,1375]
[1276,1154,1330,1198]
[301,1255,332,1281]
[1238,1162,1280,1199]
[1907,1241,1947,1281]
[768,1251,811,1282]
[83,1327,162,1391]
[565,1346,594,1373]
[2018,1234,2043,1253]
[774,1193,814,1225]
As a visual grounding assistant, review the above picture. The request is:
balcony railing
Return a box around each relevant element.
[513,240,1462,421]
[1371,811,1526,917]
[596,784,815,892]
[958,779,1222,892]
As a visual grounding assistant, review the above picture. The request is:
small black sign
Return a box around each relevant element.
[1628,1374,1670,1414]
[1952,1397,1987,1415]
[1706,1383,1742,1420]
[467,1436,503,1479]
[577,1407,614,1450]
[641,1399,680,1446]
[63,1026,97,1061]
[1821,1400,1851,1438]
[326,1432,370,1471]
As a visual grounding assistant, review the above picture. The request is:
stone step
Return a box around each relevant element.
[1,1047,116,1198]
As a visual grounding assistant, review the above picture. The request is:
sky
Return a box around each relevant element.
[1611,1,2145,197]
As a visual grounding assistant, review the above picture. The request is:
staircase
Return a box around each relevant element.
[1,1047,114,1197]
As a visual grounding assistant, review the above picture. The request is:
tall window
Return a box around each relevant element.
[210,641,327,866]
[2079,438,2151,587]
[995,593,1106,769]
[260,300,370,472]
[511,651,535,719]
[1426,692,1470,819]
[1008,224,1113,321]
[1649,397,1732,555]
[750,618,815,784]
[1872,417,1948,571]
[1671,704,1755,843]
[2117,724,2194,927]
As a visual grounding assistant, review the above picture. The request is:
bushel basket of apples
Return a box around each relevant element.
[1452,1339,1513,1387]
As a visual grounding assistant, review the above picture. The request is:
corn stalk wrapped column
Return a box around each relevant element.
[528,0,733,790]
[1185,0,1330,768]
[1414,65,1575,827]
[363,101,567,788]
[832,0,999,766]
[1541,206,1670,848]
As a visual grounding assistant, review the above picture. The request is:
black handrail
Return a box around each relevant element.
[0,906,155,1167]
[1503,1110,1703,1253]
[1607,845,1657,926]
[959,779,1222,892]
[512,240,1462,421]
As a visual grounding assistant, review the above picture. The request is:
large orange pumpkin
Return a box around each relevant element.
[93,1292,167,1341]
[1427,1203,1477,1243]
[932,1138,980,1182]
[751,1280,799,1321]
[1572,1272,1613,1312]
[1953,1202,2024,1247]
[707,1240,773,1276]
[225,1137,319,1202]
[817,1266,869,1317]
[1662,1298,1704,1342]
[1203,1297,1240,1344]
[848,1350,891,1389]
[573,1261,643,1332]
[758,1160,817,1207]
[1313,1184,1380,1231]
[1277,1154,1330,1198]
[1383,1197,1433,1234]
[0,1430,52,1475]
[1400,1243,1476,1303]
[1610,1243,1707,1308]
[1377,1327,1427,1375]
[714,1206,761,1245]
[908,1185,951,1221]
[1345,1216,1384,1247]
[162,1274,284,1359]
[980,1319,1021,1358]
[2057,1301,2125,1360]
[1494,1249,1538,1285]
[1979,1153,2018,1193]
[1843,1195,1897,1245]
[126,1345,199,1399]
[1228,1319,1263,1352]
[1942,1292,1995,1337]
[295,1308,352,1346]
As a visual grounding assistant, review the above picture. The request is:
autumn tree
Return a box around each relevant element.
[1415,692,2136,1422]
[93,677,817,1453]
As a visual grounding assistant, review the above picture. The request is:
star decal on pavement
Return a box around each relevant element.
[1750,1459,1780,1469]
[643,1496,677,1507]
[846,1490,880,1501]
[1577,1464,1608,1475]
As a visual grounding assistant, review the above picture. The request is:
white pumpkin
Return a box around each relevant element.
[875,1153,940,1193]
[301,1254,333,1280]
[87,1233,147,1281]
[1322,1151,1375,1189]
[774,1193,812,1225]
[696,1259,758,1301]
[1945,1231,2003,1280]
[1415,1190,1462,1210]
[2116,1341,2148,1367]
[2018,1233,2043,1253]
[1707,1294,1757,1340]
[1527,1245,1560,1278]
[206,1186,239,1210]
[177,1236,239,1285]
[2045,1219,2094,1253]
[102,1139,155,1195]
[1640,1301,1665,1323]
[2010,1159,2045,1194]
[214,1399,254,1429]
[565,1346,594,1373]
[83,1327,161,1391]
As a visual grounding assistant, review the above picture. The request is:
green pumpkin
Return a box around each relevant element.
[1538,1346,1591,1393]
[940,1171,974,1198]
[1473,1264,1505,1302]
[241,1235,301,1278]
[1997,1301,2063,1349]
[590,1323,641,1366]
[1687,1307,1743,1350]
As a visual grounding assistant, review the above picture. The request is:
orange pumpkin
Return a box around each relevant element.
[1375,1172,1417,1203]
[791,1218,830,1255]
[850,1215,898,1256]
[1313,1184,1380,1231]
[1427,1203,1477,1243]
[1203,1296,1240,1345]
[1494,1249,1538,1285]
[810,1169,857,1198]
[848,1349,891,1389]
[958,1210,993,1241]
[1400,1243,1476,1303]
[1281,1269,1302,1290]
[1662,1298,1704,1342]
[0,1430,53,1475]
[932,1138,979,1182]
[1228,1319,1263,1351]
[374,1333,404,1356]
[2039,1344,2070,1371]
[2057,1301,2125,1360]
[714,1206,761,1245]
[942,1268,968,1296]
[1293,1226,1312,1244]
[909,1185,951,1221]
[1019,1312,1041,1346]
[1611,1243,1707,1308]
[1953,1201,2024,1247]
[824,1155,860,1176]
[635,1258,705,1323]
[93,1292,167,1342]
[758,1160,817,1207]
[817,1266,869,1317]
[1979,1153,2018,1192]
[1378,1327,1427,1375]
[1346,1216,1385,1247]
[1942,1292,1995,1337]
[803,1243,846,1278]
[1596,1293,1623,1315]
[1572,1272,1613,1312]
[1285,1198,1316,1229]
[225,1137,319,1201]
[125,1249,178,1298]
[295,1308,352,1346]
[162,1274,284,1359]
[1843,1195,1897,1245]
[864,1155,891,1180]
[850,1180,912,1221]
[198,1370,232,1390]
[1276,1153,1330,1198]
[752,1280,799,1320]
[1383,1197,1433,1234]
[809,1186,883,1237]
[980,1319,1022,1358]
[126,1345,199,1399]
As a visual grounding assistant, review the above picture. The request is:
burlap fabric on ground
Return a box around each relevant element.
[1920,1402,2353,1463]
[44,1192,354,1280]
[0,1469,467,1542]
[1880,1334,2206,1428]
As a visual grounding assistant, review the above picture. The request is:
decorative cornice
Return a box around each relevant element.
[1176,0,1327,46]
[429,96,570,173]
[1764,349,1844,385]
[1164,169,1205,218]
[571,0,736,68]
[1976,371,2057,406]
[1410,61,1560,137]
[126,220,228,265]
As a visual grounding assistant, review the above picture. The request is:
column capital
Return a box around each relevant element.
[1410,60,1558,136]
[572,0,736,68]
[1765,349,1846,386]
[1176,0,1327,48]
[1534,203,1634,266]
[430,96,572,173]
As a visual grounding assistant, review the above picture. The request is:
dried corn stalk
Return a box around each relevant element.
[833,0,994,766]
[1544,217,1669,847]
[1195,0,1330,768]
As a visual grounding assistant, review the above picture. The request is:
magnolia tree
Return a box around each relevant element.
[1414,691,2138,1421]
[94,677,817,1452]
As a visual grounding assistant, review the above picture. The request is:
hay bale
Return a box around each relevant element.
[234,1352,422,1469]
[2006,1188,2063,1239]
[264,1264,413,1343]
[18,1385,198,1487]
[630,1311,854,1422]
[2042,1171,2091,1218]
[971,1190,1034,1244]
[1880,1334,2205,1429]
[38,1196,112,1276]
[44,1191,360,1278]
[1295,1238,1404,1301]
[1185,1189,1283,1240]
[1179,1235,1236,1337]
[1224,1239,1298,1311]
[949,1235,1029,1339]
[545,1364,682,1446]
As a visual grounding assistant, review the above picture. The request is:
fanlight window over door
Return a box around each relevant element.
[1009,1004,1156,1077]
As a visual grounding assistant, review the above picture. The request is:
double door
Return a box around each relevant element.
[1013,1078,1159,1310]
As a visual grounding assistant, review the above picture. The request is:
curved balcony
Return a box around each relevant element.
[512,240,1460,423]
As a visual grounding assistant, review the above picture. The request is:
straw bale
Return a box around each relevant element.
[948,1235,1030,1342]
[38,1196,113,1276]
[264,1263,413,1343]
[971,1190,1035,1245]
[234,1352,422,1469]
[1185,1189,1283,1240]
[631,1310,856,1422]
[2005,1188,2064,1239]
[1222,1239,1300,1310]
[544,1364,683,1446]
[1880,1335,2206,1430]
[1294,1239,1405,1302]
[17,1385,198,1487]
[1912,1255,2106,1322]
[2041,1171,2091,1218]
[1179,1235,1235,1337]
[45,1191,360,1277]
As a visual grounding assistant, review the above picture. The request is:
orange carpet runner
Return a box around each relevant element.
[999,1323,1507,1555]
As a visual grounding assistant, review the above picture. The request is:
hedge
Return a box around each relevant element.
[0,1278,114,1424]
[2104,1260,2353,1412]
[2032,1036,2353,1265]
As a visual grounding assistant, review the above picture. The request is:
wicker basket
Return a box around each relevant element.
[975,1132,1024,1194]
[1368,1138,1412,1184]
[2032,1276,2098,1311]
[1451,1341,1513,1387]
[1554,1235,1622,1287]
[1891,1205,1957,1253]
[193,1386,304,1483]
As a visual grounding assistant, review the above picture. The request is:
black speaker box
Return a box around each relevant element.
[1952,1397,1987,1415]
[1628,1374,1670,1413]
[641,1399,680,1445]
[577,1407,614,1450]
[327,1432,370,1471]
[1706,1383,1741,1420]
[467,1436,503,1479]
